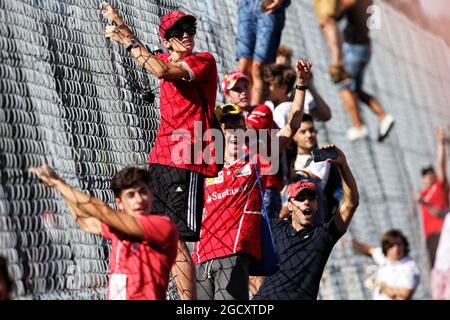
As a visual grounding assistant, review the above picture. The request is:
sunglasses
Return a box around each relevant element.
[165,24,196,40]
[229,86,248,93]
[293,194,317,202]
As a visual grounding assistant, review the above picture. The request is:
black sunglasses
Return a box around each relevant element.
[293,194,317,202]
[229,86,248,93]
[165,24,196,40]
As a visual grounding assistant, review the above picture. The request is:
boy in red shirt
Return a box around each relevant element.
[30,163,178,300]
[100,3,218,299]
[193,59,312,299]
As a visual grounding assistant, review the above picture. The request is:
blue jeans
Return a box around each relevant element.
[236,0,286,63]
[337,42,371,92]
[263,187,282,219]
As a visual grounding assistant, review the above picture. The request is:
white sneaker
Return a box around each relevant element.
[378,114,395,142]
[347,125,369,142]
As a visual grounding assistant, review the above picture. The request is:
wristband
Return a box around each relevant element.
[295,84,308,91]
[126,39,139,51]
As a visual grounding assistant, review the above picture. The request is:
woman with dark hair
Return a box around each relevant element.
[0,256,13,300]
[352,229,420,300]
[380,229,410,257]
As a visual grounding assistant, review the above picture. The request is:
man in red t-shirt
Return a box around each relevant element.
[30,164,178,300]
[192,59,312,300]
[416,128,449,268]
[223,72,284,219]
[100,3,218,299]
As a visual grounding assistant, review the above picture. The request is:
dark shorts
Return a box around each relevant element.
[148,164,204,242]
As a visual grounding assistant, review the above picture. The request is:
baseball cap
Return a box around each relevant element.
[222,71,249,96]
[245,104,274,130]
[288,181,317,199]
[215,103,243,123]
[159,10,196,40]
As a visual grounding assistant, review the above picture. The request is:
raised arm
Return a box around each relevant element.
[277,59,312,152]
[351,238,375,257]
[30,162,145,239]
[323,145,359,234]
[65,200,102,235]
[100,2,190,80]
[436,127,448,186]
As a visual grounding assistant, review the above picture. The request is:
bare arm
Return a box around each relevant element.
[279,203,290,219]
[66,200,102,235]
[351,238,375,257]
[410,194,419,217]
[100,2,190,80]
[307,81,332,121]
[128,46,190,80]
[378,282,415,300]
[277,60,312,152]
[30,163,146,239]
[249,276,266,296]
[59,180,147,239]
[416,199,448,218]
[436,128,448,186]
[324,145,359,234]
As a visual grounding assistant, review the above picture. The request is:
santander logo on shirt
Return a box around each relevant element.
[206,184,248,203]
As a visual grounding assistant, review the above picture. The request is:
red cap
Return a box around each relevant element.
[159,10,196,40]
[288,181,317,199]
[222,71,249,95]
[245,104,274,130]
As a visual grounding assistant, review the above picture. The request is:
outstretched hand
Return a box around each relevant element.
[295,59,312,87]
[100,2,135,46]
[322,144,347,166]
[29,159,61,188]
[99,2,123,26]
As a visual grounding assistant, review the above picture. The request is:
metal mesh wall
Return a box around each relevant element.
[277,0,450,300]
[1,0,449,299]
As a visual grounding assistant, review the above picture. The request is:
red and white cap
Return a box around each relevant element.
[222,71,249,95]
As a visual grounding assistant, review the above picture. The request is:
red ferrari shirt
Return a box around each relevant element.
[148,52,218,177]
[192,154,266,264]
[420,179,449,238]
[102,215,178,300]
